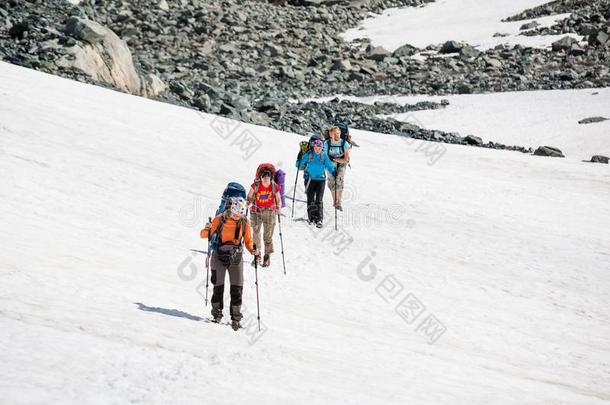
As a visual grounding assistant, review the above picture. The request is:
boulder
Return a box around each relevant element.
[366,45,391,61]
[331,59,352,71]
[569,44,586,56]
[158,0,170,11]
[463,135,483,145]
[533,146,565,158]
[590,155,609,164]
[588,30,609,47]
[578,116,608,125]
[59,17,165,97]
[520,21,540,31]
[439,40,462,54]
[551,36,579,52]
[459,45,480,59]
[65,17,106,44]
[392,44,417,58]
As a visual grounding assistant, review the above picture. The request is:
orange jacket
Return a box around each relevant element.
[200,215,254,254]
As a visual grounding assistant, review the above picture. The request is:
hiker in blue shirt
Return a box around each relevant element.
[296,137,336,228]
[324,126,352,211]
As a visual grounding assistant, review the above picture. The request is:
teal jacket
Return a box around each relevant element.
[296,151,335,181]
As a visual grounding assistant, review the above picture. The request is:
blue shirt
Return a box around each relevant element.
[296,151,335,181]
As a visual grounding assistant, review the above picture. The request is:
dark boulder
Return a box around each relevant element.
[464,135,483,145]
[578,116,608,124]
[439,40,462,54]
[534,146,565,158]
[590,155,609,164]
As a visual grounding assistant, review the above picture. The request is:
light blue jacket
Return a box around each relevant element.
[296,151,335,181]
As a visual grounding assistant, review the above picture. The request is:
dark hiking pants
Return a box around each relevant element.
[210,251,244,321]
[305,179,325,223]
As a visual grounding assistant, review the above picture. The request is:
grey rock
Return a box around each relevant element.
[483,57,502,68]
[331,59,352,71]
[246,111,272,126]
[578,116,609,124]
[551,36,579,52]
[8,21,29,39]
[439,40,462,54]
[589,29,609,47]
[520,21,540,30]
[590,155,609,164]
[59,17,164,97]
[158,0,170,11]
[459,45,480,59]
[392,44,417,58]
[464,135,483,145]
[65,17,106,44]
[534,146,565,158]
[366,45,391,61]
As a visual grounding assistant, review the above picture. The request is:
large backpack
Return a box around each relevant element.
[216,182,247,216]
[211,182,247,253]
[252,163,279,209]
[297,134,324,170]
[324,123,359,150]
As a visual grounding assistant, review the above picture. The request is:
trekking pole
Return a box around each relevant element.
[204,217,212,306]
[277,212,287,275]
[253,243,261,331]
[291,168,299,218]
[334,169,338,231]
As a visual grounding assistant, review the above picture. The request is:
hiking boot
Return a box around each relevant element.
[231,320,241,331]
[211,302,222,323]
[263,254,271,267]
[315,221,323,228]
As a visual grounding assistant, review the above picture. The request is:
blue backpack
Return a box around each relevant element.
[210,182,247,252]
[215,182,246,215]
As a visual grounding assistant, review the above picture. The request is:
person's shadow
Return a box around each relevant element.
[134,302,204,322]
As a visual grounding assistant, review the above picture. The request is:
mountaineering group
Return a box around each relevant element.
[199,124,355,331]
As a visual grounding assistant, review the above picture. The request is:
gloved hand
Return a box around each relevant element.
[253,254,262,266]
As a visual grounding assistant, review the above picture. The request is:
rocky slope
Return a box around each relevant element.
[1,0,608,152]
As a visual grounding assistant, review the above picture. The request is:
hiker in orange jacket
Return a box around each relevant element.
[201,196,258,330]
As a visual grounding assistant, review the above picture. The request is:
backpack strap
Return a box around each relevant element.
[235,217,246,246]
[253,179,260,208]
[214,215,226,245]
[302,152,314,173]
[234,218,242,244]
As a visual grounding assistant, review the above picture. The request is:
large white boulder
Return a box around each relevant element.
[59,17,165,97]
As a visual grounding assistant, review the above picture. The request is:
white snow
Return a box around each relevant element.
[342,0,581,51]
[1,61,610,404]
[308,90,610,161]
